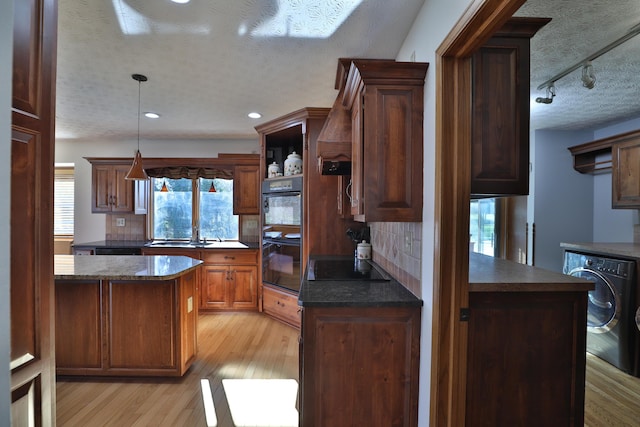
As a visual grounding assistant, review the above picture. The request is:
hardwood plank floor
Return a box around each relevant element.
[584,352,640,427]
[57,313,640,426]
[56,313,299,427]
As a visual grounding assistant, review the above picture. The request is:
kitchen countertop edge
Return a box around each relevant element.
[54,255,203,281]
[470,252,594,292]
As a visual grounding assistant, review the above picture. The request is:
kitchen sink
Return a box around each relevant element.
[147,241,248,249]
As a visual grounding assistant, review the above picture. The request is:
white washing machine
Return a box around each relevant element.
[563,250,639,377]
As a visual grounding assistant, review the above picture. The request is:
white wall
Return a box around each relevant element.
[55,138,259,243]
[0,0,13,424]
[592,117,640,242]
[531,129,595,272]
[396,0,475,423]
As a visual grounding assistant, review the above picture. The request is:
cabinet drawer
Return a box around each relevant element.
[202,249,257,265]
[263,285,300,328]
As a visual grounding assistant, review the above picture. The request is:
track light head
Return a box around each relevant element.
[535,83,556,104]
[581,62,596,89]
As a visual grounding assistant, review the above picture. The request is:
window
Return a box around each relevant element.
[469,198,497,256]
[54,165,75,236]
[151,177,238,241]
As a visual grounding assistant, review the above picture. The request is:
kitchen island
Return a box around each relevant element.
[467,253,594,426]
[54,255,202,377]
[297,256,422,427]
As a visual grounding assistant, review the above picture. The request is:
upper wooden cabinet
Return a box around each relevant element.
[90,163,137,213]
[233,165,260,214]
[470,18,550,197]
[342,59,429,222]
[612,135,640,208]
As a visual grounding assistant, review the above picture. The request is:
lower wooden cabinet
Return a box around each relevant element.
[262,284,300,328]
[466,291,588,426]
[55,270,198,377]
[200,249,259,310]
[299,306,421,426]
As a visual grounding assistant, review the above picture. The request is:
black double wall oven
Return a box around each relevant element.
[261,176,303,292]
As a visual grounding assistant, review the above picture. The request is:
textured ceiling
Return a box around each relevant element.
[55,0,426,141]
[518,0,640,131]
[55,0,640,143]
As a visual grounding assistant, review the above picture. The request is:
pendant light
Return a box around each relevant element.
[208,182,217,192]
[160,180,169,192]
[125,73,149,180]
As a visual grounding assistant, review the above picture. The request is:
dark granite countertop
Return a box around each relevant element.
[72,240,149,248]
[72,239,260,250]
[54,255,202,280]
[298,255,423,308]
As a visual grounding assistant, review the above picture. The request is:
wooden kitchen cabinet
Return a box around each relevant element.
[470,18,549,196]
[467,291,588,426]
[299,306,421,426]
[262,284,300,328]
[55,269,198,377]
[342,59,428,222]
[612,136,640,208]
[200,249,259,310]
[87,158,148,214]
[233,165,260,214]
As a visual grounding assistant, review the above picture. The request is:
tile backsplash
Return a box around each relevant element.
[106,214,146,240]
[370,222,422,298]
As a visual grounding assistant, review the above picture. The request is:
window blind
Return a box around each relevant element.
[54,167,74,236]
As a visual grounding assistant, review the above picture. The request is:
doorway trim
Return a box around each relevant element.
[430,0,526,425]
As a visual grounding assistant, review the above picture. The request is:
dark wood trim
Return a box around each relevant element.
[432,0,526,425]
[84,154,260,170]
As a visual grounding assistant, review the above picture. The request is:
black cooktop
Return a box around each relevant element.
[307,259,390,281]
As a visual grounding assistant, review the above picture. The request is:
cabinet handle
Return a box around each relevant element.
[224,256,235,260]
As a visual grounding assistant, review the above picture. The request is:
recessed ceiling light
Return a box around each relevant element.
[171,0,190,4]
[248,112,262,119]
[144,112,160,119]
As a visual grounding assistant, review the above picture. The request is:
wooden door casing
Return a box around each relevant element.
[11,0,58,424]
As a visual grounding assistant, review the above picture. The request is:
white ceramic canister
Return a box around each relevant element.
[268,161,281,178]
[284,151,303,176]
[356,240,372,259]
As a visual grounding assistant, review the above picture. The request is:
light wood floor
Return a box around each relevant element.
[584,352,640,427]
[56,312,299,427]
[57,313,640,426]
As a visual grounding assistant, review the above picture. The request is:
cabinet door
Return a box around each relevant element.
[92,164,113,212]
[233,165,260,214]
[350,94,364,219]
[230,265,258,309]
[612,138,640,208]
[471,36,531,196]
[109,280,176,369]
[112,164,134,212]
[361,84,424,222]
[201,265,229,309]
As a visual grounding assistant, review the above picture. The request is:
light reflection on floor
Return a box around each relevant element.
[222,379,298,427]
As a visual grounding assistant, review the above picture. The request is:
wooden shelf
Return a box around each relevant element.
[567,129,640,174]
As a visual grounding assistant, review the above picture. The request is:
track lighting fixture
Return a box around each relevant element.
[581,61,596,89]
[535,83,556,104]
[536,21,640,102]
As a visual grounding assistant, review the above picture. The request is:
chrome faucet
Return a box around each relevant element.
[191,225,200,243]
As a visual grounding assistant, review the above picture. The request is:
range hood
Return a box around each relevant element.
[316,59,353,175]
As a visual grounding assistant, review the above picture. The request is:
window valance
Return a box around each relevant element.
[145,166,233,180]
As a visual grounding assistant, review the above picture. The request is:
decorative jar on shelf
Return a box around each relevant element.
[284,152,302,176]
[268,162,281,178]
